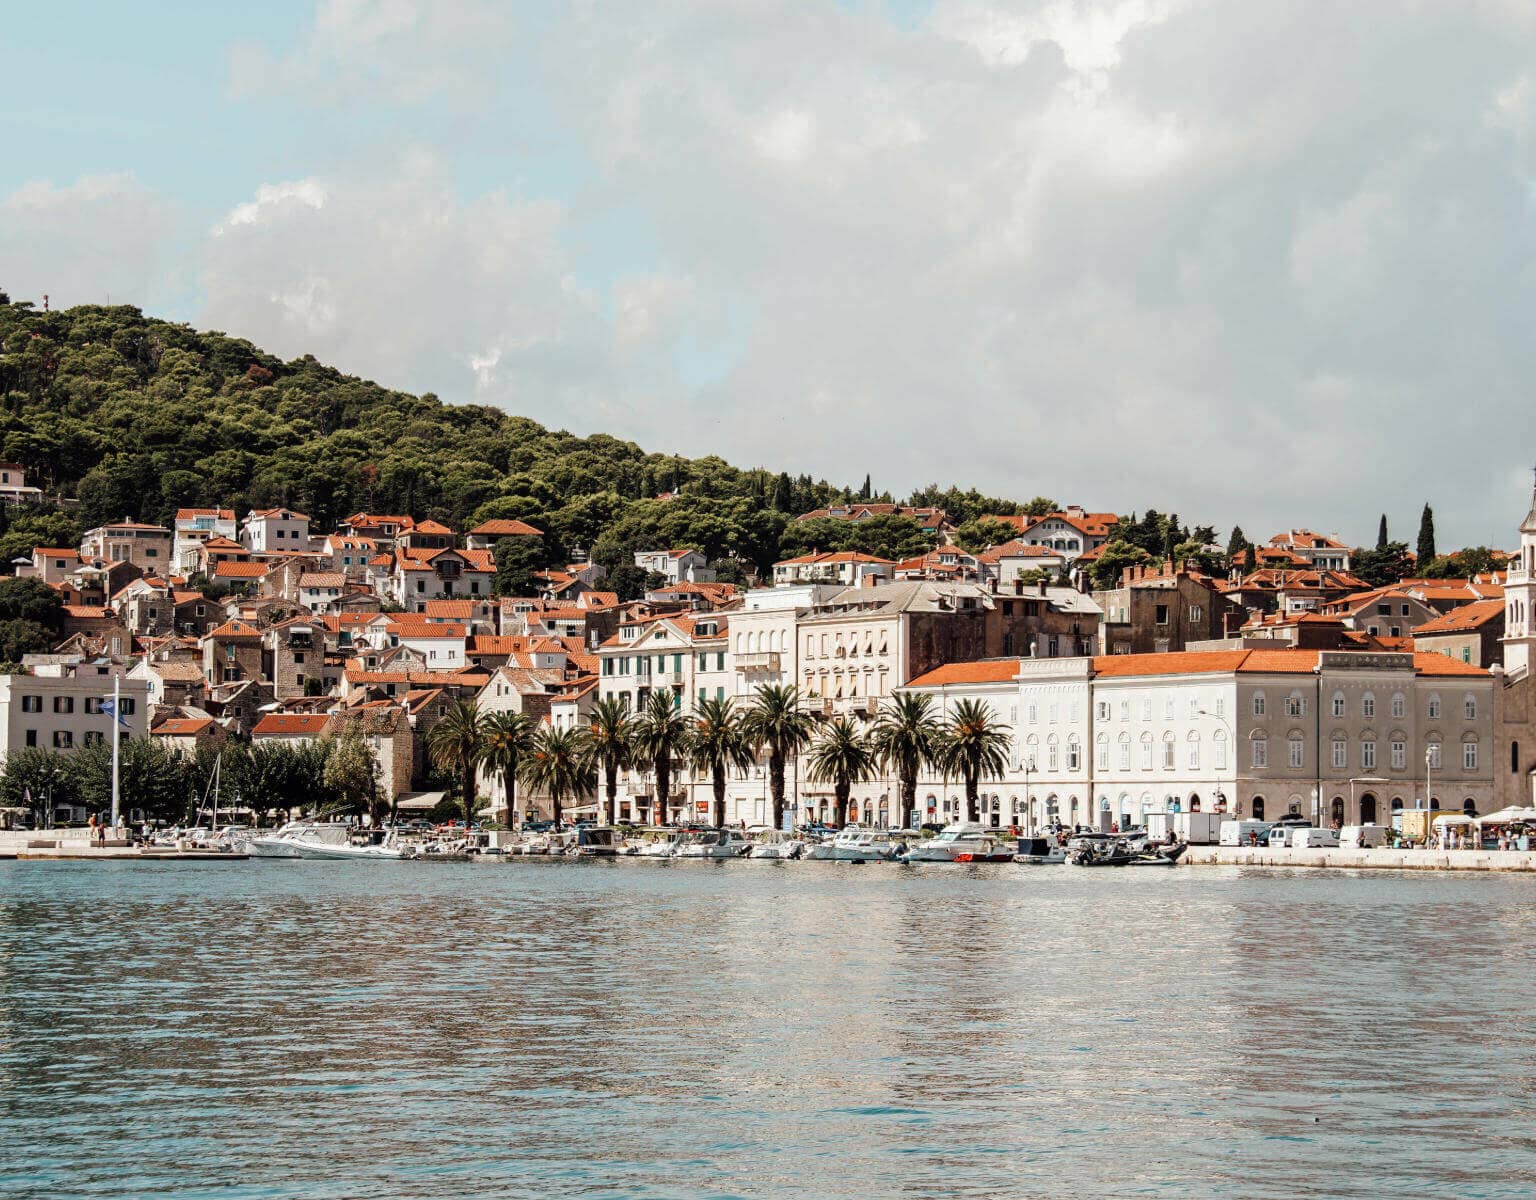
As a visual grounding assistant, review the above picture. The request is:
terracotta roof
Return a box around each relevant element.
[152,717,216,736]
[776,551,894,567]
[252,713,331,737]
[1413,599,1505,635]
[298,572,347,589]
[62,605,111,618]
[208,619,263,639]
[469,635,529,655]
[247,508,310,522]
[214,561,269,579]
[176,508,235,522]
[906,659,1024,687]
[469,518,543,537]
[390,622,467,639]
[424,600,477,618]
[147,661,204,681]
[411,519,457,536]
[34,548,80,559]
[95,521,171,532]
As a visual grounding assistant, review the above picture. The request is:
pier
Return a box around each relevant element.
[0,833,247,861]
[1182,845,1536,872]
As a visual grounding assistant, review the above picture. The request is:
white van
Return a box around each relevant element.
[1291,827,1340,848]
[1219,820,1271,847]
[1339,824,1387,849]
[1268,824,1303,848]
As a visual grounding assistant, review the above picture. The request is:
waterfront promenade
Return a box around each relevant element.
[1183,844,1536,872]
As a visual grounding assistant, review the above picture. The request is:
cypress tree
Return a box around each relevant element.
[1163,513,1180,563]
[1227,525,1249,569]
[1417,504,1436,564]
[859,473,872,501]
[1376,514,1388,549]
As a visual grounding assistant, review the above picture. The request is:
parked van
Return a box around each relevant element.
[1219,820,1271,847]
[1291,827,1340,848]
[1339,824,1388,849]
[1268,824,1306,848]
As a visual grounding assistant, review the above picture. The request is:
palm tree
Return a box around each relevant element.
[520,725,596,827]
[426,698,487,824]
[871,692,943,829]
[583,697,633,825]
[630,690,689,826]
[685,696,755,828]
[481,709,538,826]
[742,683,815,831]
[939,698,1012,823]
[806,718,877,828]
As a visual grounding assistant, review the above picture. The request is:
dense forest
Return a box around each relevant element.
[0,298,1039,578]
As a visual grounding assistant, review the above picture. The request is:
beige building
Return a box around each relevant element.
[80,520,173,572]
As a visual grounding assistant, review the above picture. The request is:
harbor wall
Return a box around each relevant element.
[1182,845,1536,872]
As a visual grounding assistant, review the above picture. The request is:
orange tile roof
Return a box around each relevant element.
[411,519,456,536]
[153,717,215,736]
[424,600,477,618]
[298,572,347,589]
[469,518,543,537]
[214,561,269,579]
[907,659,1024,687]
[1413,599,1505,635]
[253,713,331,737]
[247,507,310,521]
[208,619,263,639]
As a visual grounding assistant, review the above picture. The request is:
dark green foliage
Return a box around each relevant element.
[954,516,1019,553]
[494,534,547,597]
[777,514,935,563]
[1088,539,1153,590]
[1226,525,1252,568]
[1417,504,1436,564]
[1419,546,1500,579]
[1352,541,1414,588]
[0,576,63,658]
[1377,514,1389,550]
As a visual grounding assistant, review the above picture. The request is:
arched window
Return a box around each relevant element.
[1463,798,1478,817]
[1287,731,1305,769]
[1361,692,1376,719]
[1331,691,1346,718]
[1187,731,1201,771]
[1427,693,1442,720]
[1250,730,1268,768]
[1140,732,1154,770]
[1067,734,1081,771]
[1162,732,1176,769]
[1118,731,1132,771]
[1391,692,1406,719]
[1095,732,1109,771]
[1330,796,1345,825]
[1214,728,1228,770]
[1360,793,1377,824]
[1046,733,1059,772]
[1464,693,1478,721]
[1189,794,1202,812]
[1462,735,1479,771]
[1427,737,1443,770]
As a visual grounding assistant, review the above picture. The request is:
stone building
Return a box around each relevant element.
[1095,562,1242,655]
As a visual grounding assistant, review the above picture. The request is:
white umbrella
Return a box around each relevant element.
[1432,814,1476,827]
[1475,806,1536,826]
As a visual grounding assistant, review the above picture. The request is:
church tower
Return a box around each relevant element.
[1503,469,1536,676]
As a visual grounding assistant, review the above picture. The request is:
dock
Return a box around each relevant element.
[1182,845,1536,872]
[0,834,247,862]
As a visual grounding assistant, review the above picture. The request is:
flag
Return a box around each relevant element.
[99,698,131,728]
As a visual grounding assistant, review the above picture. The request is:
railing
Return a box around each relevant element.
[735,652,781,671]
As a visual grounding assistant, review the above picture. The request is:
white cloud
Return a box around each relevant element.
[220,181,328,230]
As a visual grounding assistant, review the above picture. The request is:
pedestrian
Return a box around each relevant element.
[87,813,97,844]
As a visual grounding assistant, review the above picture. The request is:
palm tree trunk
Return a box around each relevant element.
[605,763,617,826]
[463,762,476,824]
[901,767,917,829]
[712,766,726,828]
[552,788,563,827]
[769,747,785,830]
[835,780,850,827]
[965,767,979,823]
[655,753,671,825]
[502,765,517,827]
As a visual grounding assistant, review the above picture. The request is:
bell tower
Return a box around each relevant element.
[1503,467,1536,677]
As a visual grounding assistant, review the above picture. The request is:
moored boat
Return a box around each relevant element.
[802,827,901,862]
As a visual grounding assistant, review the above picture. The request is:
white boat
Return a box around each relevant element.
[747,828,805,859]
[247,821,354,858]
[802,827,900,862]
[897,821,998,863]
[289,829,408,860]
[1013,835,1067,865]
[673,829,750,859]
[634,833,680,857]
[571,826,624,857]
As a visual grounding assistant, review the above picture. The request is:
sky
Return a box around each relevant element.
[4,0,1536,550]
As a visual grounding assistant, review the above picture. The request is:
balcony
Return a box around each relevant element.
[736,652,781,672]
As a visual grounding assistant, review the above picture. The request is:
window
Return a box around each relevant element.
[1187,735,1200,771]
[1428,694,1441,720]
[1252,693,1266,717]
[1391,693,1406,719]
[1140,735,1153,771]
[1464,741,1479,770]
[25,730,36,747]
[1285,694,1305,717]
[1190,604,1203,623]
[20,695,41,713]
[1163,735,1176,770]
[84,697,101,715]
[1285,735,1302,769]
[53,696,74,714]
[1362,740,1377,771]
[1427,741,1443,770]
[1119,701,1129,721]
[52,731,73,749]
[1118,734,1131,771]
[1331,692,1345,718]
[1027,704,1038,724]
[1391,740,1406,770]
[1155,604,1170,625]
[1361,693,1376,719]
[1047,738,1059,771]
[1141,700,1152,721]
[119,698,136,715]
[1251,736,1268,768]
[1096,701,1111,721]
[1095,734,1109,771]
[1214,730,1228,770]
[1164,698,1174,721]
[83,731,103,747]
[1214,698,1225,718]
[1067,738,1081,771]
[1332,739,1346,770]
[1464,694,1478,720]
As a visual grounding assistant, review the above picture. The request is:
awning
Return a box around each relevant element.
[1476,806,1536,825]
[395,791,446,811]
[1432,814,1476,827]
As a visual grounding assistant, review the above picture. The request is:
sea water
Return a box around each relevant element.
[1,859,1534,1199]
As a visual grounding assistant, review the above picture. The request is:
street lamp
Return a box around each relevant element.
[1022,756,1036,831]
[1424,745,1435,812]
[1196,708,1234,815]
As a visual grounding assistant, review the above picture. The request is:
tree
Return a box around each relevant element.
[938,699,1012,823]
[954,516,1019,553]
[481,709,538,825]
[521,725,596,827]
[1351,541,1414,589]
[684,696,755,827]
[322,721,381,822]
[426,699,486,823]
[1417,504,1437,565]
[1022,497,1058,517]
[806,718,877,828]
[707,557,749,587]
[66,737,190,824]
[494,534,546,597]
[630,690,688,825]
[742,684,815,831]
[1377,514,1389,550]
[1088,539,1152,590]
[583,698,633,824]
[859,473,872,501]
[871,693,943,829]
[0,746,74,825]
[607,563,659,602]
[0,576,65,629]
[1226,525,1252,571]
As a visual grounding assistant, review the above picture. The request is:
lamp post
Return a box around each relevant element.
[1425,746,1434,812]
[1022,755,1036,832]
[1196,708,1235,815]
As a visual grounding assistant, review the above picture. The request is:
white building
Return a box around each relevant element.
[633,549,714,584]
[173,508,238,573]
[241,507,310,554]
[0,660,148,757]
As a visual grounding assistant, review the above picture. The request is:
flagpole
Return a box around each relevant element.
[110,674,121,829]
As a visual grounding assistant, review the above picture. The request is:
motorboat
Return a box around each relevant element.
[1013,836,1067,865]
[673,829,751,859]
[633,832,681,858]
[571,826,624,858]
[953,844,1015,863]
[247,821,355,858]
[288,829,408,861]
[897,821,999,863]
[747,828,805,859]
[1067,837,1186,868]
[802,827,902,862]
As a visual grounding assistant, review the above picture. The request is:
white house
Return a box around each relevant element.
[633,549,714,585]
[241,507,311,554]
